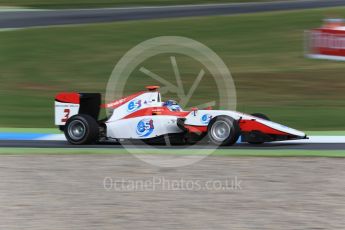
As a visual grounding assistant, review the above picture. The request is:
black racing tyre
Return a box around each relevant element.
[251,113,270,121]
[207,116,240,146]
[64,114,99,145]
[249,113,270,144]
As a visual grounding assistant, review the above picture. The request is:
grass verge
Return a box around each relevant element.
[1,7,345,130]
[0,127,61,134]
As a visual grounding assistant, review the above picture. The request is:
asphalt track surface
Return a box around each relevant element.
[1,140,344,150]
[1,0,345,29]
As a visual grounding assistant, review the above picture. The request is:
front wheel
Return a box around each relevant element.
[64,114,99,144]
[207,116,240,146]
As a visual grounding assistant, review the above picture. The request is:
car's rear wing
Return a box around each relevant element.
[55,92,101,126]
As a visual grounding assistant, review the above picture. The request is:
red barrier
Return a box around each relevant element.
[306,19,345,61]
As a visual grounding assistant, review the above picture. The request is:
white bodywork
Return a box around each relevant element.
[104,91,306,140]
[107,92,160,122]
[107,116,182,139]
[184,110,306,137]
[106,91,182,139]
[55,101,80,126]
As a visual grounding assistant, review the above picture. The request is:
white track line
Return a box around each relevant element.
[0,0,332,13]
[56,0,327,12]
[0,6,47,12]
[35,134,66,141]
[0,28,22,32]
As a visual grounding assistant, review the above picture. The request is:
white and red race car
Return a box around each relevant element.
[55,86,307,146]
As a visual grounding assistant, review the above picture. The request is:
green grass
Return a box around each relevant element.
[0,127,61,133]
[0,0,291,9]
[0,147,344,157]
[1,7,345,130]
[306,131,345,136]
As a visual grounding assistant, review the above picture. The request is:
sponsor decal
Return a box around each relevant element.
[201,114,212,124]
[136,119,154,137]
[127,99,142,112]
[106,98,126,108]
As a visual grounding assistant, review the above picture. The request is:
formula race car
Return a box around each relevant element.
[55,86,307,146]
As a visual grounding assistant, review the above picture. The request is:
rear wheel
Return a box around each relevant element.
[248,113,270,144]
[64,114,99,144]
[207,116,240,146]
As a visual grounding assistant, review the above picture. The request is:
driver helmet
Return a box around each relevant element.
[163,100,182,112]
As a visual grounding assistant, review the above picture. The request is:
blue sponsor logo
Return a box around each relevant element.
[127,99,142,112]
[201,114,212,124]
[136,119,154,137]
